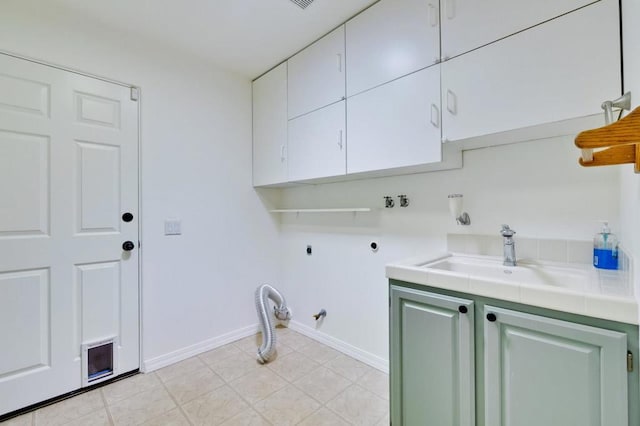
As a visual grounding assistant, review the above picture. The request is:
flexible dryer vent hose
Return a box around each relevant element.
[255,284,291,364]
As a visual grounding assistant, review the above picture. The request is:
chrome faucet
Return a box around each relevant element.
[500,225,517,267]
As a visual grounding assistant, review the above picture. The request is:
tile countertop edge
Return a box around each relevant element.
[386,253,639,326]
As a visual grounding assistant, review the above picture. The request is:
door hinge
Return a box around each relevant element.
[130,87,139,101]
[628,351,634,372]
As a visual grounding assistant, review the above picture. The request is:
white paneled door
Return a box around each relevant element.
[0,53,139,415]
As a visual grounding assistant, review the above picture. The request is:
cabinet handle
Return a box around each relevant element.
[337,54,342,72]
[280,144,286,162]
[487,313,497,322]
[458,305,468,314]
[446,89,457,115]
[338,130,344,150]
[428,3,439,27]
[445,0,456,19]
[430,104,440,128]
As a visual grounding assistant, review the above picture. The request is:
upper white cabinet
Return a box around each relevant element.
[347,66,442,174]
[441,0,620,143]
[252,63,288,186]
[288,101,346,181]
[440,0,594,59]
[288,26,345,119]
[346,0,440,97]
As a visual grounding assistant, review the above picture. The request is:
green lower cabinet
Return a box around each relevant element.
[390,281,639,426]
[390,285,475,426]
[484,306,628,426]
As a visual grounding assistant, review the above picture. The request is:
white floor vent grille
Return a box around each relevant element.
[290,0,314,9]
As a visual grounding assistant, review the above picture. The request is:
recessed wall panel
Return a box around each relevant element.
[0,74,50,117]
[76,141,120,233]
[77,262,120,343]
[75,92,120,129]
[0,131,49,236]
[0,269,50,378]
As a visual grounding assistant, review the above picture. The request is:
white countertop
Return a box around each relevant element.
[386,252,638,325]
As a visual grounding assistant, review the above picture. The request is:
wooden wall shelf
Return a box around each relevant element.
[575,106,640,172]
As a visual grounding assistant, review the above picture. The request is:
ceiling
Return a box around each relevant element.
[47,0,378,78]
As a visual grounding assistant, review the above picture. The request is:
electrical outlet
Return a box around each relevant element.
[164,219,182,235]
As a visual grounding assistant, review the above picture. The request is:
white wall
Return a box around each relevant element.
[620,0,640,321]
[279,137,620,366]
[0,0,281,368]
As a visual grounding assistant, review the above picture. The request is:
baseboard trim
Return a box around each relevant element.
[288,320,389,373]
[142,324,260,372]
[142,321,389,374]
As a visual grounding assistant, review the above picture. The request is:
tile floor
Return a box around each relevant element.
[2,328,389,425]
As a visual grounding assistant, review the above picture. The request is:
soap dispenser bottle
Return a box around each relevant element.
[593,221,618,270]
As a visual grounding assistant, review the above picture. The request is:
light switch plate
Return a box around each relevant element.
[164,219,181,235]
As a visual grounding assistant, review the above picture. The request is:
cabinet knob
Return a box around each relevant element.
[122,241,135,251]
[458,305,468,314]
[486,313,497,322]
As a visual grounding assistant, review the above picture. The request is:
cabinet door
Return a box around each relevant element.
[441,0,620,142]
[288,101,346,181]
[484,306,628,426]
[441,0,594,59]
[390,286,475,426]
[346,0,439,97]
[252,63,288,186]
[288,26,345,119]
[347,66,441,174]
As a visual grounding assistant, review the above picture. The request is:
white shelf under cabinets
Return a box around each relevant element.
[269,208,373,213]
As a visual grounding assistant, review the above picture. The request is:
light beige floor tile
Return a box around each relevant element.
[356,368,389,400]
[1,412,33,426]
[64,408,111,426]
[297,407,351,426]
[182,385,248,426]
[274,326,292,335]
[267,342,295,359]
[276,332,314,350]
[108,386,176,425]
[163,368,225,405]
[267,352,319,382]
[199,344,243,366]
[296,341,341,365]
[155,357,207,383]
[102,373,162,405]
[219,408,271,426]
[35,389,104,426]
[233,334,262,354]
[140,408,190,426]
[209,352,260,383]
[326,384,388,426]
[325,354,371,381]
[228,366,287,404]
[293,366,352,404]
[252,385,320,426]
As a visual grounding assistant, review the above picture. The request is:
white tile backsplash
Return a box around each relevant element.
[448,234,597,265]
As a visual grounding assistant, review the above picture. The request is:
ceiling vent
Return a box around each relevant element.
[290,0,314,9]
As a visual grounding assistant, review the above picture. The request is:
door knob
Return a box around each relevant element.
[122,241,135,251]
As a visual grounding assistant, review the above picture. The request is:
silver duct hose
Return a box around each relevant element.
[255,284,291,364]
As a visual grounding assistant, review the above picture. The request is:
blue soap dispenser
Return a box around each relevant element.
[593,221,618,270]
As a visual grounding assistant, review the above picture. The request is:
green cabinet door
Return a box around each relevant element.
[484,306,628,426]
[390,285,475,426]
